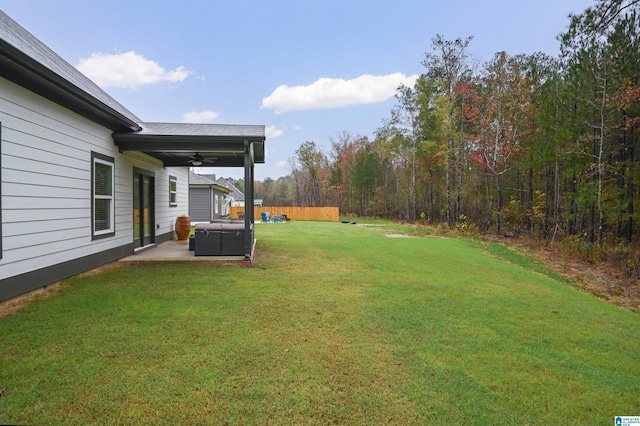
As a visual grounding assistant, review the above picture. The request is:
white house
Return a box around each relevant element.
[0,11,265,301]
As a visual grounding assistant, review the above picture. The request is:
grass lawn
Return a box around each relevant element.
[0,220,638,424]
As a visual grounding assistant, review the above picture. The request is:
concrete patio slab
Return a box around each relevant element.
[119,240,246,262]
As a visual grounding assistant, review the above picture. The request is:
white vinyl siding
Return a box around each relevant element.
[123,152,189,238]
[0,77,189,281]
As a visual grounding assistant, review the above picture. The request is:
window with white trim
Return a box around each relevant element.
[169,176,177,207]
[214,194,219,214]
[92,152,115,239]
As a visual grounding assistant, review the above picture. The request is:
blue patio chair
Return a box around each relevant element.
[261,212,271,223]
[273,214,283,223]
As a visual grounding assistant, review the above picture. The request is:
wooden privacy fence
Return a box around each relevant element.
[230,206,339,222]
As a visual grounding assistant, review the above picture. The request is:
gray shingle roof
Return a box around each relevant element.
[0,10,141,125]
[189,171,232,194]
[215,177,245,201]
[189,170,217,185]
[138,122,265,139]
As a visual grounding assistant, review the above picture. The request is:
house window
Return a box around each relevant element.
[214,194,219,214]
[169,176,177,207]
[92,152,115,239]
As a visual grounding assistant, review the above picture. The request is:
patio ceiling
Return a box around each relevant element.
[113,122,266,167]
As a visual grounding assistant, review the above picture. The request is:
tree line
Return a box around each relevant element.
[257,0,640,246]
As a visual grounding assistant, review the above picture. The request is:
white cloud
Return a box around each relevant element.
[77,51,191,89]
[261,72,419,114]
[265,125,284,139]
[293,125,303,131]
[276,160,287,168]
[182,110,219,123]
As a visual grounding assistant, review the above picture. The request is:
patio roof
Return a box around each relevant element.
[113,122,266,168]
[114,122,263,262]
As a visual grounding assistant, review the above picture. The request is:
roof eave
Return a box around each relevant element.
[113,132,266,164]
[0,39,140,132]
[189,183,232,193]
[113,133,265,144]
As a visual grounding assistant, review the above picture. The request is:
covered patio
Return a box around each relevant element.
[113,122,265,263]
[119,239,253,262]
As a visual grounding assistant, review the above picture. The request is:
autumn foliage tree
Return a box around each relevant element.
[467,52,534,234]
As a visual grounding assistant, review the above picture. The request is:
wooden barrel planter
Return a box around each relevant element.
[175,216,191,240]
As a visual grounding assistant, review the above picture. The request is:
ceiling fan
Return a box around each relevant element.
[188,153,218,166]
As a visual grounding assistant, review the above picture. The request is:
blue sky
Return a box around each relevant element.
[2,0,594,180]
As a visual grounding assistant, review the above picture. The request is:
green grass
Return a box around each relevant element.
[1,220,638,424]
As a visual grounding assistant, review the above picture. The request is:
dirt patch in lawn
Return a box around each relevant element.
[76,261,124,277]
[0,282,68,318]
[0,262,124,318]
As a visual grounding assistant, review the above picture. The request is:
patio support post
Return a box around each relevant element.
[243,140,254,262]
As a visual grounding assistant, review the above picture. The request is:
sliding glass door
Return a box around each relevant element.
[133,169,155,248]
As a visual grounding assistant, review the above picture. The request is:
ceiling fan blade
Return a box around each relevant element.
[189,153,204,165]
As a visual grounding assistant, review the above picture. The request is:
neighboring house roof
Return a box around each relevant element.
[188,171,231,194]
[215,177,245,202]
[189,171,217,186]
[0,10,141,131]
[213,175,244,201]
